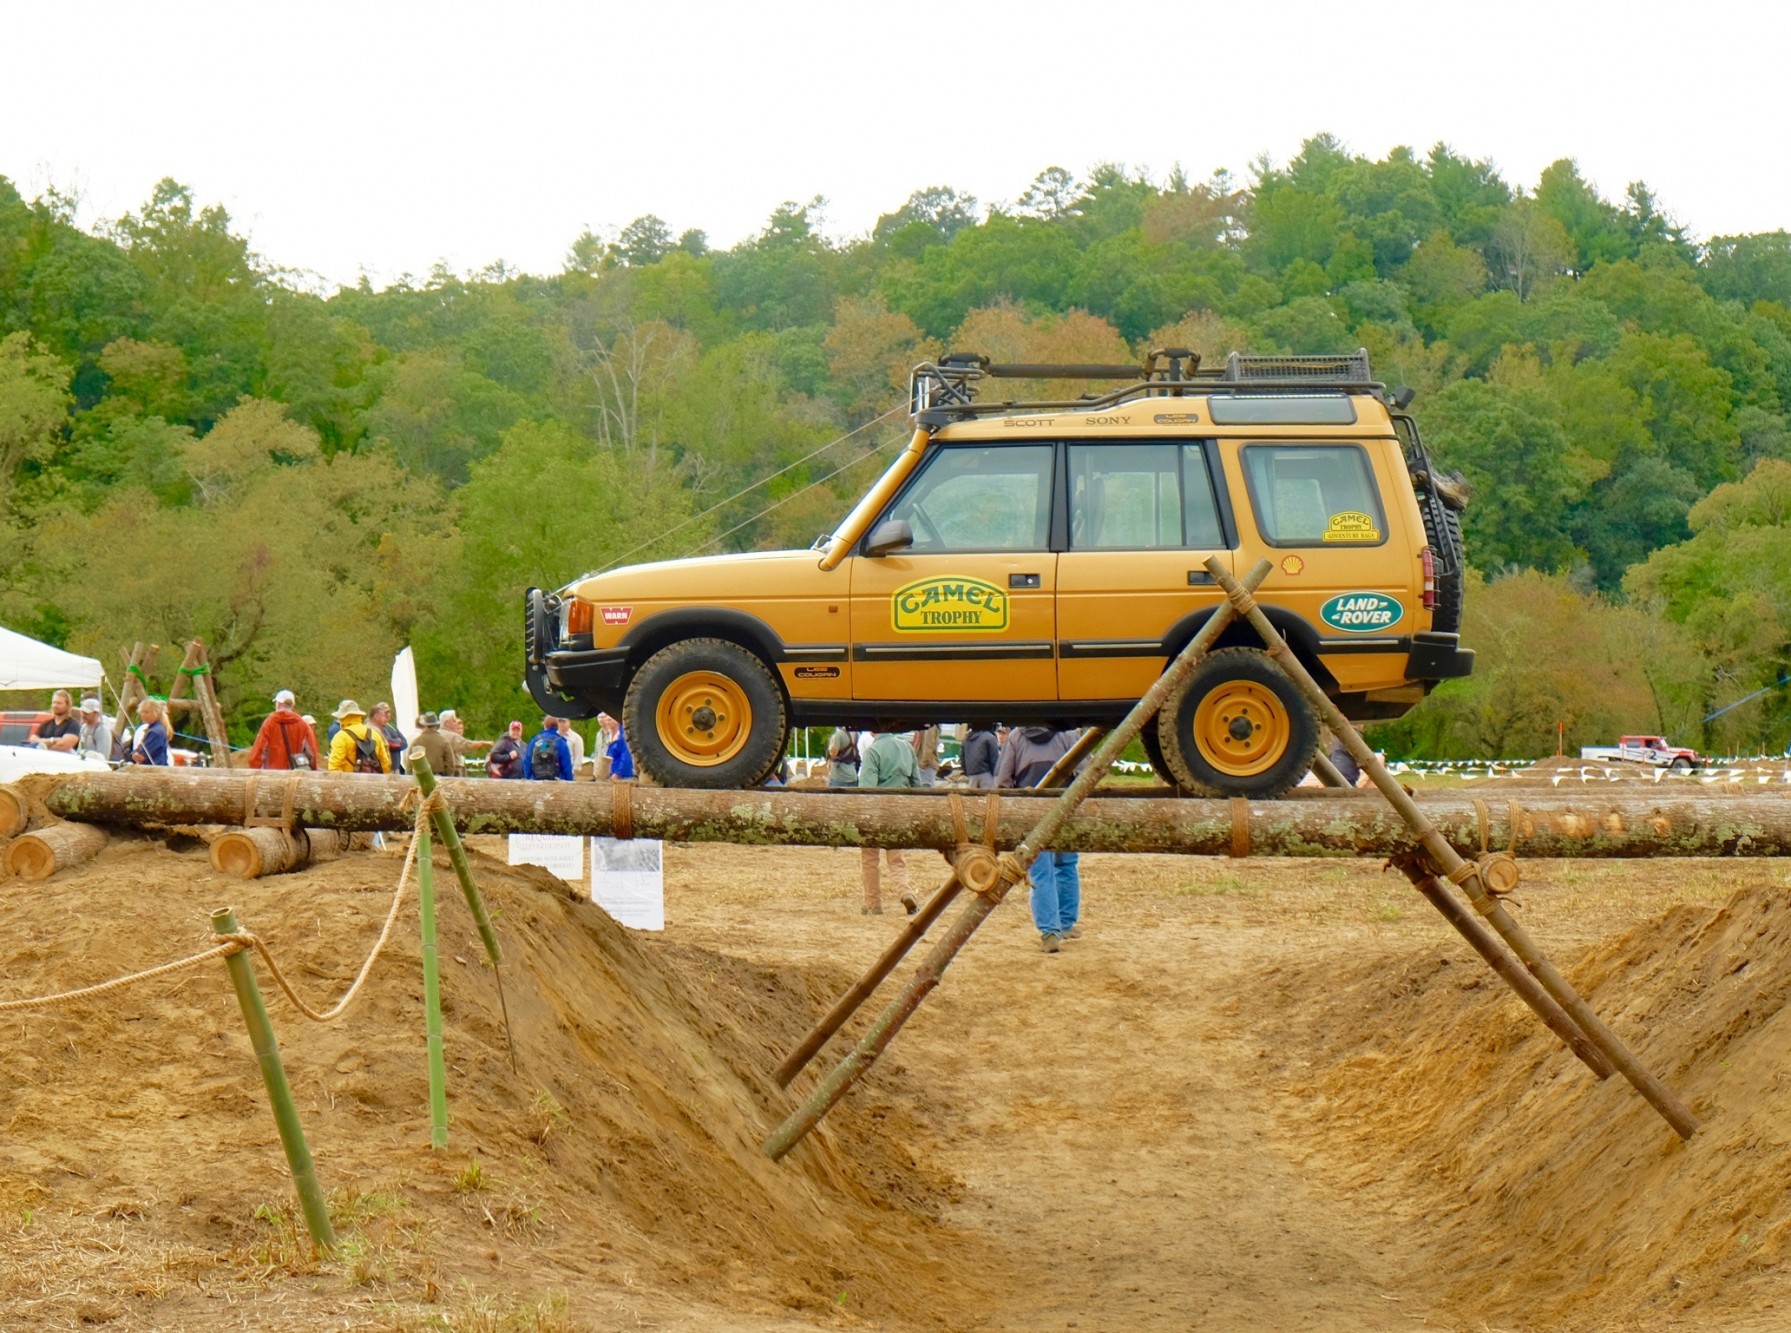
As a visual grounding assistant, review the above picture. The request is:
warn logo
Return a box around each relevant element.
[600,606,631,626]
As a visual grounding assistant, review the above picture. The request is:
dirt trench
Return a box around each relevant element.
[1,816,1788,1329]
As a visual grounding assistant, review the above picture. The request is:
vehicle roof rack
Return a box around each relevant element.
[910,347,1387,424]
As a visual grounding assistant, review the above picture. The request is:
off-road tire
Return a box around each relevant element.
[1669,755,1692,772]
[624,638,788,789]
[1137,718,1180,790]
[1156,647,1319,799]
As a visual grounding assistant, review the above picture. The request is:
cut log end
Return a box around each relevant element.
[0,784,28,840]
[210,827,343,879]
[3,822,110,882]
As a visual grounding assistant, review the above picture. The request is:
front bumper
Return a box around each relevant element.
[1406,631,1475,681]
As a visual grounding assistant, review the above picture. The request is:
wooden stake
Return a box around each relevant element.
[1206,554,1698,1140]
[3,822,108,881]
[211,907,336,1251]
[113,642,159,750]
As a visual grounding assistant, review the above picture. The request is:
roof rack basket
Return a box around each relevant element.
[1222,348,1372,383]
[909,346,1384,422]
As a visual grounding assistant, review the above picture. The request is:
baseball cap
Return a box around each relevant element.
[79,696,102,711]
[273,689,296,705]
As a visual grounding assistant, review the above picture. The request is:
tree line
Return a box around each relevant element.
[1,135,1787,755]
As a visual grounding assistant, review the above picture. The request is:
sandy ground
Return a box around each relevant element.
[3,770,1791,1330]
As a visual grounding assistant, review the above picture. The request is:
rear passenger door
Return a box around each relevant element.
[1056,441,1233,702]
[1227,440,1411,689]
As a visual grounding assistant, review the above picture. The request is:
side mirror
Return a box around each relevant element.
[863,518,914,557]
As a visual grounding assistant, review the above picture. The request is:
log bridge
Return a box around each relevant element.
[5,554,1772,1157]
[22,768,1791,861]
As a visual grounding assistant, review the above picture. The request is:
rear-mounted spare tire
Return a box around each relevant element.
[623,638,789,789]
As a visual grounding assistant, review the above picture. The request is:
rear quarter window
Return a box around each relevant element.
[1241,443,1387,548]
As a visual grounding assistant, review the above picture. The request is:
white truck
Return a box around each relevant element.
[1579,734,1704,771]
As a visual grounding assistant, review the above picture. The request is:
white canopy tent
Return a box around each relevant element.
[0,626,105,692]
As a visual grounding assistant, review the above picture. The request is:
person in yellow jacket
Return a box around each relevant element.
[327,699,392,774]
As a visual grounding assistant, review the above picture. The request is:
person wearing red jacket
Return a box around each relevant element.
[247,689,321,770]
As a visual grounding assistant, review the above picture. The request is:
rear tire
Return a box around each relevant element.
[624,638,788,789]
[1156,647,1319,799]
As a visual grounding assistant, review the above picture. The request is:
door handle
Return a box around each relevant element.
[1187,570,1215,586]
[1009,573,1041,589]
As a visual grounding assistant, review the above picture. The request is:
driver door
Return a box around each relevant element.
[848,442,1058,703]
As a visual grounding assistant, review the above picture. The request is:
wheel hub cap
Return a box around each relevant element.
[1193,681,1291,778]
[654,670,752,767]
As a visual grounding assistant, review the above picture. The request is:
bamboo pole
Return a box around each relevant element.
[3,822,109,881]
[1398,861,1612,1078]
[210,907,336,1251]
[1035,727,1108,790]
[763,559,1276,1161]
[417,824,449,1149]
[1311,752,1352,789]
[1205,555,1698,1140]
[43,770,1791,859]
[406,748,513,1068]
[404,751,500,968]
[774,871,964,1088]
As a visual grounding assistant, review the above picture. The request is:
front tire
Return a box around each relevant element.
[624,638,788,789]
[1156,647,1319,798]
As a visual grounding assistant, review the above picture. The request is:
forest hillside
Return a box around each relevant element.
[2,136,1787,756]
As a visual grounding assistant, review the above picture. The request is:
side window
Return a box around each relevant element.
[1241,444,1386,547]
[885,444,1053,552]
[1067,442,1226,549]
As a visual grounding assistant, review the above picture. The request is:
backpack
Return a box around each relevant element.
[528,731,560,779]
[345,724,382,774]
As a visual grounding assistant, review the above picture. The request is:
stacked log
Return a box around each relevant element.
[0,783,28,840]
[4,822,110,881]
[209,827,345,879]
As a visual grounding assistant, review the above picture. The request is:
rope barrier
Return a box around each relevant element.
[0,791,449,1021]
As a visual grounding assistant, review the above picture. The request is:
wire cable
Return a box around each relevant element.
[597,405,904,573]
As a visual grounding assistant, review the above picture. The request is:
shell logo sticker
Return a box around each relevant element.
[1280,555,1305,576]
[600,606,631,626]
[1320,592,1404,633]
[1322,511,1381,543]
[891,577,1008,633]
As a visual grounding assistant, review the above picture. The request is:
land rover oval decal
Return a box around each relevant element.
[1320,592,1403,632]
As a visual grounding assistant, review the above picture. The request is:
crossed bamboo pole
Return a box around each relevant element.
[1204,555,1697,1139]
[761,560,1276,1160]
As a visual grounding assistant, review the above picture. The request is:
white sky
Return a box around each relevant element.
[6,0,1788,290]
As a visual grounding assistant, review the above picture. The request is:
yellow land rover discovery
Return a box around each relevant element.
[525,349,1473,797]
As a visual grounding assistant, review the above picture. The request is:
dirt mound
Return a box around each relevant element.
[0,829,991,1328]
[1247,878,1791,1330]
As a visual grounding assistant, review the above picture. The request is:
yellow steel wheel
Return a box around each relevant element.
[1192,679,1291,778]
[655,669,752,768]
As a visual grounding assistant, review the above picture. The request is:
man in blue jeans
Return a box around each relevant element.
[996,725,1082,953]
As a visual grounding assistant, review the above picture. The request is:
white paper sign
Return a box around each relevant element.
[506,833,585,882]
[590,838,665,931]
